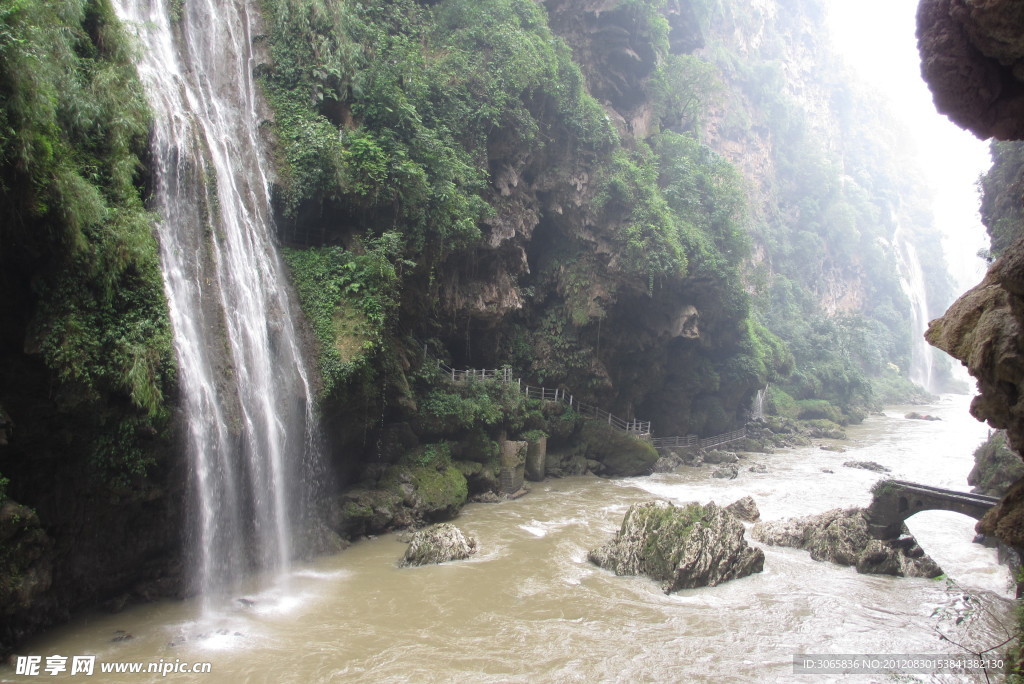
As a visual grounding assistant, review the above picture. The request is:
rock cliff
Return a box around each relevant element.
[918,0,1024,546]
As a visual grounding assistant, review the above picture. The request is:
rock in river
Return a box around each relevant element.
[842,460,890,473]
[399,523,478,567]
[725,495,760,522]
[588,500,764,593]
[751,507,941,578]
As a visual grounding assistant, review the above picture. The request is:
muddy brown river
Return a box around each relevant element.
[3,396,1014,683]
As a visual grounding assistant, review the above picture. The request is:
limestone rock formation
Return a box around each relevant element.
[725,496,760,522]
[925,247,1024,544]
[917,0,1024,547]
[399,523,478,567]
[968,430,1024,497]
[588,500,764,592]
[652,451,686,473]
[751,508,942,578]
[712,465,739,479]
[917,0,1024,140]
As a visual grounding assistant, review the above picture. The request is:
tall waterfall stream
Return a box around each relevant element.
[111,0,323,602]
[6,396,1014,682]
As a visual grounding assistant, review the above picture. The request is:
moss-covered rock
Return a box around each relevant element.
[968,431,1024,497]
[751,508,942,578]
[453,459,500,496]
[580,422,658,477]
[399,523,477,567]
[0,501,53,617]
[589,500,764,592]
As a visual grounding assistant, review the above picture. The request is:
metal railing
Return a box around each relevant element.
[434,357,745,448]
[436,360,651,437]
[649,427,746,451]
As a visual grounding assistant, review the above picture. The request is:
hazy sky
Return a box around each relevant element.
[825,0,992,295]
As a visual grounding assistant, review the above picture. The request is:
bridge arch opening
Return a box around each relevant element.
[898,496,908,513]
[902,511,1011,595]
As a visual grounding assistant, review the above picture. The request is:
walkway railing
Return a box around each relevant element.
[436,358,746,448]
[437,360,651,437]
[649,427,746,451]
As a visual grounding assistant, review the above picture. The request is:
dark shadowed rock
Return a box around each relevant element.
[905,412,941,421]
[917,0,1024,140]
[843,460,891,473]
[399,523,478,567]
[751,508,942,578]
[748,463,769,473]
[588,500,764,592]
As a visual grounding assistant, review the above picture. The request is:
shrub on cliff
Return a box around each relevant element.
[969,431,1024,497]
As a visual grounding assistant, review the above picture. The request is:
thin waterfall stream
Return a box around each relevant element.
[112,0,323,602]
[894,224,936,393]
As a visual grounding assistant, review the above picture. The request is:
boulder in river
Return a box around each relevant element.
[712,465,738,479]
[905,412,941,421]
[842,460,890,473]
[652,451,685,473]
[703,450,738,465]
[588,500,764,592]
[751,508,942,578]
[725,496,760,522]
[399,523,478,567]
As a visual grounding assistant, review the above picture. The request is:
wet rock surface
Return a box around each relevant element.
[399,523,478,567]
[751,507,942,578]
[724,496,760,522]
[843,460,891,473]
[588,500,764,592]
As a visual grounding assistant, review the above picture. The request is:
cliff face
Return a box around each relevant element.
[686,0,958,410]
[263,0,774,461]
[0,0,183,654]
[918,0,1024,140]
[918,0,1024,546]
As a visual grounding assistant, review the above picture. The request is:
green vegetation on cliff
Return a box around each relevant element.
[0,0,180,656]
[261,0,782,449]
[0,0,175,489]
[260,0,614,254]
[979,141,1024,262]
[693,0,959,417]
[968,431,1024,498]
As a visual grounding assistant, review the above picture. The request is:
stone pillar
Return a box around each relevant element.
[499,440,527,494]
[525,436,547,482]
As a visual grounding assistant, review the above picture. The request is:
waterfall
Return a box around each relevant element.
[751,385,767,421]
[893,225,935,393]
[113,0,322,600]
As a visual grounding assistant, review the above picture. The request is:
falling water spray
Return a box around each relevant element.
[113,0,323,604]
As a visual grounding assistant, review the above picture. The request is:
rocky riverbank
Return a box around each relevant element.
[751,507,942,578]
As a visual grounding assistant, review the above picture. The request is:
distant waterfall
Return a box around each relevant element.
[751,386,767,421]
[894,226,935,393]
[114,0,322,600]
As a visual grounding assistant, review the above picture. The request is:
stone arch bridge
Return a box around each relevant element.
[866,479,999,540]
